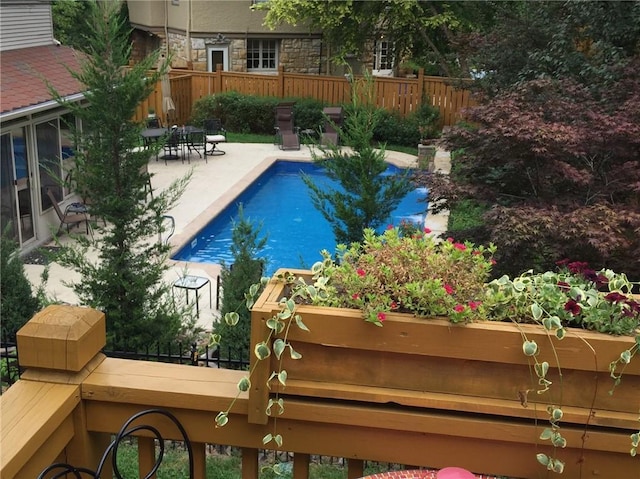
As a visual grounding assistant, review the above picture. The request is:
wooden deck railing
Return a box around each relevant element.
[136,68,475,129]
[3,305,636,478]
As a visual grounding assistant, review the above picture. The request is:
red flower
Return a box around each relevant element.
[454,304,465,313]
[443,284,454,295]
[557,281,570,292]
[490,259,497,265]
[352,293,360,300]
[468,301,481,310]
[390,301,399,309]
[424,227,432,234]
[446,237,454,243]
[356,268,366,277]
[454,243,467,251]
[564,299,581,315]
[604,292,626,303]
[472,250,481,256]
[386,224,394,230]
[377,312,386,322]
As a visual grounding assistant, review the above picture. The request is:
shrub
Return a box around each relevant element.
[1,229,39,343]
[191,91,437,146]
[373,102,440,146]
[289,97,327,132]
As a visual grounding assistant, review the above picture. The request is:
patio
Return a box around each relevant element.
[23,142,450,332]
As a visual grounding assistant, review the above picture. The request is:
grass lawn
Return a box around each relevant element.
[114,441,405,479]
[226,132,418,157]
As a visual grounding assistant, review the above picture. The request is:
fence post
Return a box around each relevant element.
[278,65,285,99]
[214,66,222,94]
[417,68,425,106]
[15,305,111,476]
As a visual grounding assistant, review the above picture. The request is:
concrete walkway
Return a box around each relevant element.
[23,143,450,332]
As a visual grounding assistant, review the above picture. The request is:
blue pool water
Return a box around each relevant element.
[172,161,428,276]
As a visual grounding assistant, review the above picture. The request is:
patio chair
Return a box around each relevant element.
[45,187,91,235]
[275,103,300,151]
[187,129,208,163]
[203,119,226,156]
[162,127,183,164]
[321,106,343,146]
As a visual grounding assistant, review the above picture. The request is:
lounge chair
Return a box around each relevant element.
[45,187,91,235]
[321,106,343,146]
[203,119,226,156]
[275,104,300,151]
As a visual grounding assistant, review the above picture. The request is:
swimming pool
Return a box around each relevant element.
[172,160,428,276]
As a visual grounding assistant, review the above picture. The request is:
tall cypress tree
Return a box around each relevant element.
[214,206,266,363]
[51,0,192,350]
[303,72,413,245]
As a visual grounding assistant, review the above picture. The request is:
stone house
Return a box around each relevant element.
[0,0,86,251]
[127,0,326,74]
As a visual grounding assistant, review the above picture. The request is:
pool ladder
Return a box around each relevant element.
[159,215,175,245]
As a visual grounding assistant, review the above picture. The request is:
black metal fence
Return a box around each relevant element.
[0,341,250,393]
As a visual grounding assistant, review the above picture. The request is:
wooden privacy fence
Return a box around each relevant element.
[136,67,475,128]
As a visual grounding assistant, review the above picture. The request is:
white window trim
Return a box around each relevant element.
[246,39,278,72]
[207,45,229,72]
[372,39,395,77]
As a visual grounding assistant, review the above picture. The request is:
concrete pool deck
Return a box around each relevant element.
[23,142,451,332]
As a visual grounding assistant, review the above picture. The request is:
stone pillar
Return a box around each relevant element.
[417,144,437,172]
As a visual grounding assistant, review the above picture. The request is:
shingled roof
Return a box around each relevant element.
[1,44,85,115]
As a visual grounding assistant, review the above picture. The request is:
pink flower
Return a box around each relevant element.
[490,259,497,265]
[443,284,454,295]
[468,301,481,310]
[454,304,465,313]
[357,268,366,277]
[424,227,432,234]
[446,237,454,243]
[390,301,399,309]
[386,224,394,230]
[454,243,467,251]
[377,312,386,322]
[352,293,360,300]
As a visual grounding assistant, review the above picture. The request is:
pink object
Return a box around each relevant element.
[437,467,477,479]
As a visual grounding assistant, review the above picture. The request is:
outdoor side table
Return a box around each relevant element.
[172,275,212,317]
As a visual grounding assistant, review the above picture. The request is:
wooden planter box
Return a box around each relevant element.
[249,270,640,477]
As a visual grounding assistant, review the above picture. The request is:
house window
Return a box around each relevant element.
[373,39,395,73]
[247,39,277,71]
[36,114,77,211]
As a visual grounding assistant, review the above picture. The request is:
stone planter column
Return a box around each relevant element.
[417,143,437,172]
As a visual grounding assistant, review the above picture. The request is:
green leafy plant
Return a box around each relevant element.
[214,226,639,474]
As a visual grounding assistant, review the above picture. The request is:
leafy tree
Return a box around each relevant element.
[50,0,192,350]
[258,0,500,77]
[52,0,130,52]
[420,2,640,279]
[426,71,640,278]
[214,206,266,363]
[0,226,40,343]
[465,1,640,96]
[303,73,413,245]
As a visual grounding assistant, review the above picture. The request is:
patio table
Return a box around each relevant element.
[141,127,168,160]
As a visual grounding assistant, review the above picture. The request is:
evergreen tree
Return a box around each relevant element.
[214,206,266,363]
[0,226,40,343]
[303,73,413,245]
[50,0,191,350]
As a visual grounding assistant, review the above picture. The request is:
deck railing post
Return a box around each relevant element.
[15,305,111,475]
